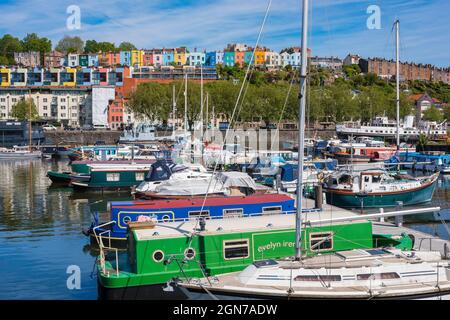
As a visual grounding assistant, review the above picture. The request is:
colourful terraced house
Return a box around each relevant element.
[131,50,143,68]
[223,51,235,66]
[174,48,188,66]
[0,68,11,87]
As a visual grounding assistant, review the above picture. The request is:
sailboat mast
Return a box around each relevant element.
[28,91,32,152]
[172,84,176,134]
[395,20,400,149]
[200,64,204,138]
[295,0,309,261]
[184,72,188,135]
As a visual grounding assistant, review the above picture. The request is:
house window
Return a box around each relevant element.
[223,208,244,218]
[106,173,120,182]
[310,232,333,252]
[262,206,282,215]
[223,239,249,260]
[188,210,210,219]
[135,172,145,181]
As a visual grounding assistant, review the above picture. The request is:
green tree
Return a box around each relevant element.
[84,40,99,53]
[98,42,116,52]
[0,34,23,63]
[21,33,51,53]
[118,42,137,51]
[55,36,84,54]
[11,98,39,120]
[422,105,443,122]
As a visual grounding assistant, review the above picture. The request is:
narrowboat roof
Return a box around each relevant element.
[72,160,156,165]
[111,193,295,210]
[88,163,153,171]
[133,209,362,241]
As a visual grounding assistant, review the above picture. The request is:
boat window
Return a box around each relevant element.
[152,250,164,263]
[188,210,210,219]
[223,239,249,260]
[310,232,333,251]
[294,275,341,282]
[223,208,244,218]
[161,215,171,222]
[262,206,282,215]
[106,173,120,182]
[372,176,381,183]
[356,272,400,280]
[135,172,145,181]
[184,248,196,260]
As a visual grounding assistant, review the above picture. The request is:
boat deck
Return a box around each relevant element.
[372,222,450,258]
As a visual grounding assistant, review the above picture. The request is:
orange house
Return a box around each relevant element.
[234,51,245,66]
[254,49,266,66]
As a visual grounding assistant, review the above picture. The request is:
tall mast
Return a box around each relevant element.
[295,0,309,261]
[28,91,32,152]
[172,84,176,135]
[200,63,204,138]
[184,72,188,136]
[395,20,400,149]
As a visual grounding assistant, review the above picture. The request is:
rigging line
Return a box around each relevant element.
[185,0,273,246]
[270,72,297,150]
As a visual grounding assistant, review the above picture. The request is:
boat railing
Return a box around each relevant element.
[94,221,119,277]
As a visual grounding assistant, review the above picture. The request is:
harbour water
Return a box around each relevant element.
[0,159,449,299]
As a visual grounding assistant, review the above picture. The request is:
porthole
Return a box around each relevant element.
[123,216,131,224]
[184,248,196,260]
[152,250,164,262]
[162,215,171,222]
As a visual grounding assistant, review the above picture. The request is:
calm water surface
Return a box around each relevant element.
[0,159,449,299]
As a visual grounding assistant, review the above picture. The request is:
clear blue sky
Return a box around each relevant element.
[0,0,448,67]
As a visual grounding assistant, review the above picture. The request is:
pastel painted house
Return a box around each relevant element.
[163,49,175,66]
[120,51,132,66]
[188,51,205,66]
[88,54,99,67]
[67,54,79,67]
[143,51,153,66]
[174,48,187,66]
[223,51,235,66]
[131,50,143,68]
[77,68,93,86]
[1,68,11,87]
[153,52,163,67]
[205,52,217,66]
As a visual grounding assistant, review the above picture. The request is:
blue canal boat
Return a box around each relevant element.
[84,193,321,248]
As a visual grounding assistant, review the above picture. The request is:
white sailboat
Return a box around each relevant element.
[177,2,450,300]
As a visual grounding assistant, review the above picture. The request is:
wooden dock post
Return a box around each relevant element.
[314,185,323,209]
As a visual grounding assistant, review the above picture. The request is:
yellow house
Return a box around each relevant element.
[254,49,266,66]
[0,68,11,87]
[131,50,143,67]
[63,68,77,86]
[174,48,188,66]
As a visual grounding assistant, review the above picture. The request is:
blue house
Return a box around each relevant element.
[244,51,253,65]
[205,52,217,66]
[163,50,174,66]
[88,54,99,67]
[120,51,131,66]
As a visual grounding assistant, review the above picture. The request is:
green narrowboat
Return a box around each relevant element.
[71,163,152,191]
[96,212,413,300]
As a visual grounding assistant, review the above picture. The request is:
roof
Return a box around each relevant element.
[111,193,294,210]
[133,208,362,241]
